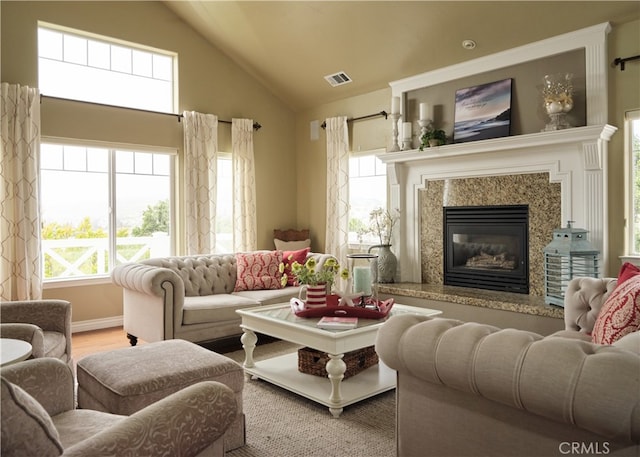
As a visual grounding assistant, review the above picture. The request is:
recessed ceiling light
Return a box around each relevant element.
[462,39,476,50]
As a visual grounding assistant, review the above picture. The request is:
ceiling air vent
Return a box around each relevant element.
[324,71,352,87]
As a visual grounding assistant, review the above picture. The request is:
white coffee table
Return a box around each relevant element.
[236,302,441,417]
[0,338,32,367]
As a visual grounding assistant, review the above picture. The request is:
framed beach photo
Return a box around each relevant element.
[453,78,513,143]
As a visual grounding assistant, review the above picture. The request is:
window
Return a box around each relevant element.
[627,110,640,255]
[215,155,233,253]
[40,140,175,281]
[38,22,176,113]
[348,150,387,246]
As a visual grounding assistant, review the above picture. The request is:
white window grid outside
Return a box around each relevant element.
[38,22,176,113]
[40,139,176,283]
[349,150,388,247]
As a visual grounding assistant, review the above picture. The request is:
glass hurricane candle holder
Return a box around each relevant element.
[347,253,378,305]
[542,73,574,131]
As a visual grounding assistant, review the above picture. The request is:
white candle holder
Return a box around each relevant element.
[401,135,412,151]
[418,119,432,140]
[401,121,412,150]
[389,113,401,152]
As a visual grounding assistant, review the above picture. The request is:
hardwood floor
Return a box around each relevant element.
[71,327,273,363]
[72,326,140,362]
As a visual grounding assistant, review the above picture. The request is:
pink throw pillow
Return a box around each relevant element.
[617,262,640,286]
[592,274,640,345]
[234,251,284,292]
[281,248,310,286]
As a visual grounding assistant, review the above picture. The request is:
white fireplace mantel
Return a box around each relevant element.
[378,124,617,282]
[380,22,616,284]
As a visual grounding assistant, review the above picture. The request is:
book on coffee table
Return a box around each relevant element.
[317,316,358,330]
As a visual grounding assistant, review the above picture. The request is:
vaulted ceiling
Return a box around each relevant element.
[164,1,640,112]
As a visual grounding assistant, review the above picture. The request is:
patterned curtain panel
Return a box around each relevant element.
[324,116,349,267]
[0,83,42,300]
[183,111,218,255]
[232,119,257,252]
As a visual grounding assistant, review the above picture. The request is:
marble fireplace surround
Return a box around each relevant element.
[378,124,617,294]
[422,173,560,296]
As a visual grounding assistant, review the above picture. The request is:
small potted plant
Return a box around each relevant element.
[285,257,347,288]
[282,256,349,308]
[419,129,447,150]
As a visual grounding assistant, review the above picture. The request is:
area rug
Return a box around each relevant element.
[223,341,396,457]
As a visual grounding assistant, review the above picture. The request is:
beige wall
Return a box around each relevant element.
[296,18,640,278]
[1,1,298,323]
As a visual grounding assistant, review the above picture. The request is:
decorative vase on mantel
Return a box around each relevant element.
[541,73,574,131]
[368,244,397,283]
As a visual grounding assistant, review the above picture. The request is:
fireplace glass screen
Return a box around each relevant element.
[444,205,529,294]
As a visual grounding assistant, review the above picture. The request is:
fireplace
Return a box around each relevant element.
[378,125,614,294]
[381,26,614,292]
[443,205,529,294]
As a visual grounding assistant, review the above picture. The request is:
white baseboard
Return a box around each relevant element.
[72,316,123,333]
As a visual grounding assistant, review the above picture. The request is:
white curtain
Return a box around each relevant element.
[325,116,350,267]
[0,83,42,300]
[183,111,218,255]
[232,118,257,252]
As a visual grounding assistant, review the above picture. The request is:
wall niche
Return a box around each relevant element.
[405,49,585,144]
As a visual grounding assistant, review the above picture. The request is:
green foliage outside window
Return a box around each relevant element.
[42,217,107,240]
[42,200,169,278]
[131,200,169,236]
[349,218,367,234]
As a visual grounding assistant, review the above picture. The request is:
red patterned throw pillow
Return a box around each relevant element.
[234,251,284,292]
[617,261,640,286]
[592,274,640,345]
[281,247,310,286]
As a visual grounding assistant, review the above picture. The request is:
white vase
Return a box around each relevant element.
[368,244,397,283]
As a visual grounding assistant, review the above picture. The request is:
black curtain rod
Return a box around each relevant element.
[320,110,388,129]
[613,54,640,71]
[217,119,262,130]
[40,95,262,130]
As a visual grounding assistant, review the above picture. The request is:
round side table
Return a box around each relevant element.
[0,338,33,367]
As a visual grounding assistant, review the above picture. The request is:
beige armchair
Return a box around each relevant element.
[1,358,238,457]
[0,300,72,369]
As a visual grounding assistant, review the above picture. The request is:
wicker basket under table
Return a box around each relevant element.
[297,346,379,379]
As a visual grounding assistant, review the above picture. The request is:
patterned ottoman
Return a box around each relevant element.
[76,339,245,451]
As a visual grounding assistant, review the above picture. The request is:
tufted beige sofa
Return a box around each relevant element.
[376,277,640,457]
[111,252,334,346]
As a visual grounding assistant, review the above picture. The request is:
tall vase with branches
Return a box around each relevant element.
[366,208,399,283]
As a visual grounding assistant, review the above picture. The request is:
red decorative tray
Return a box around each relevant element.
[290,294,394,319]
